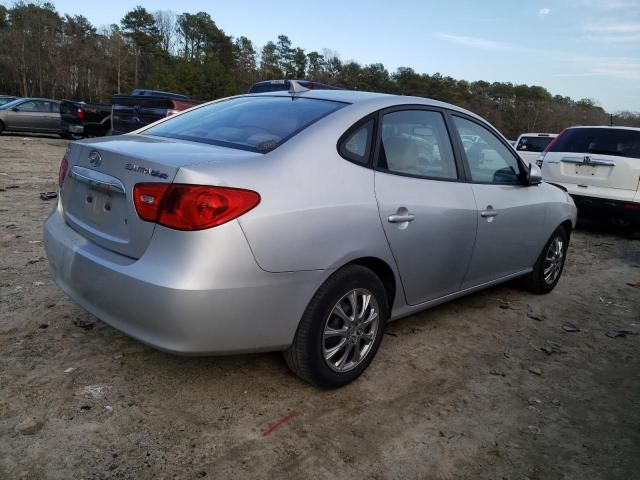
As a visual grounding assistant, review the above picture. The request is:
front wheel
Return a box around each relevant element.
[284,265,388,388]
[523,226,569,294]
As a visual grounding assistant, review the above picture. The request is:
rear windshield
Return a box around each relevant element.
[551,128,640,159]
[516,136,554,152]
[143,96,346,153]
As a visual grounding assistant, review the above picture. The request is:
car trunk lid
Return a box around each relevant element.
[542,127,640,192]
[60,135,260,259]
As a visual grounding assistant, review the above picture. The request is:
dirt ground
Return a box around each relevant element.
[0,134,639,480]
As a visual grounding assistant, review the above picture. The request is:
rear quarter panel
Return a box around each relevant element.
[173,110,397,275]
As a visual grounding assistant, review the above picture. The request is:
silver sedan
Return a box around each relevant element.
[44,86,576,388]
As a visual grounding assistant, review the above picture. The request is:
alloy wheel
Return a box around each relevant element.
[543,236,564,285]
[322,289,380,373]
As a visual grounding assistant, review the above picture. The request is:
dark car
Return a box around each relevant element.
[0,95,19,106]
[111,89,201,135]
[60,100,112,138]
[248,80,343,93]
[0,98,61,135]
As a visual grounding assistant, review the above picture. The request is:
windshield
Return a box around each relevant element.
[0,98,22,109]
[144,96,346,153]
[516,136,554,152]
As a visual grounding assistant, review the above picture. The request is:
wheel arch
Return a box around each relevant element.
[343,256,398,313]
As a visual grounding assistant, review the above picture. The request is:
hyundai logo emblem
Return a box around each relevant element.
[583,156,592,164]
[88,150,102,167]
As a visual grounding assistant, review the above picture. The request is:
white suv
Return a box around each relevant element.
[514,133,557,167]
[538,126,640,227]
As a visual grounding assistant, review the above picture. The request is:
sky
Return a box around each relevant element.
[13,0,640,111]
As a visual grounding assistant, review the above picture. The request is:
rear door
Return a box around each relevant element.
[373,108,477,305]
[542,128,640,199]
[450,115,547,288]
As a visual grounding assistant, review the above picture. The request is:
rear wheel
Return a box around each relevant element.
[523,226,569,294]
[284,265,388,388]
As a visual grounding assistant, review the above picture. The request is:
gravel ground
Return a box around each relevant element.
[1,134,639,480]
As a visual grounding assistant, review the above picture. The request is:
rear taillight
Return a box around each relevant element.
[58,158,68,188]
[133,183,260,231]
[624,203,640,210]
[77,108,84,122]
[537,129,566,167]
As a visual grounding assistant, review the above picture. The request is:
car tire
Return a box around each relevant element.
[523,226,569,294]
[284,264,388,389]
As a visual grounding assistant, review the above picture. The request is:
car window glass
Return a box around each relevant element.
[144,96,346,153]
[550,128,640,159]
[378,110,457,180]
[17,100,48,113]
[516,136,554,152]
[453,116,521,184]
[51,102,60,113]
[340,119,373,164]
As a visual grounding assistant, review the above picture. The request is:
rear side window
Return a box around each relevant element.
[551,128,640,159]
[377,110,458,180]
[516,136,554,152]
[144,96,346,153]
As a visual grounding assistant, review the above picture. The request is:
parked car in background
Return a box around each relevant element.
[514,133,557,166]
[0,95,19,106]
[60,100,112,139]
[44,85,576,388]
[0,98,61,135]
[248,79,343,93]
[111,89,201,135]
[538,126,640,228]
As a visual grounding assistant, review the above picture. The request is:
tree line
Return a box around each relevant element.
[0,1,638,138]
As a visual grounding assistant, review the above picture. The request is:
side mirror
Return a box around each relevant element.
[519,145,527,151]
[527,162,542,186]
[11,107,19,112]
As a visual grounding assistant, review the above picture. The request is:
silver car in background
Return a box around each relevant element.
[0,97,61,135]
[44,86,576,388]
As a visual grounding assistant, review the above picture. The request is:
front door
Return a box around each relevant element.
[449,115,547,288]
[373,108,477,305]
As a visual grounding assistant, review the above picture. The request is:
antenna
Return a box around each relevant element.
[288,80,310,95]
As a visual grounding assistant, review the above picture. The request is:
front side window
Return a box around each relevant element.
[144,96,346,153]
[453,116,522,184]
[377,110,458,180]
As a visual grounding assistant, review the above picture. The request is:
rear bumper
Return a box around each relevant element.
[43,203,328,354]
[570,194,640,223]
[61,121,84,134]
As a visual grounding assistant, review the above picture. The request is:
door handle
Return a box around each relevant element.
[388,213,415,223]
[480,205,499,218]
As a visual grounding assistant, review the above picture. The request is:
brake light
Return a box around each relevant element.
[58,158,68,188]
[133,184,260,231]
[537,129,566,167]
[77,108,84,122]
[624,203,640,210]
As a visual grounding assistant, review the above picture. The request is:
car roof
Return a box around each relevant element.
[518,132,558,137]
[566,125,640,132]
[244,89,486,121]
[14,97,61,103]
